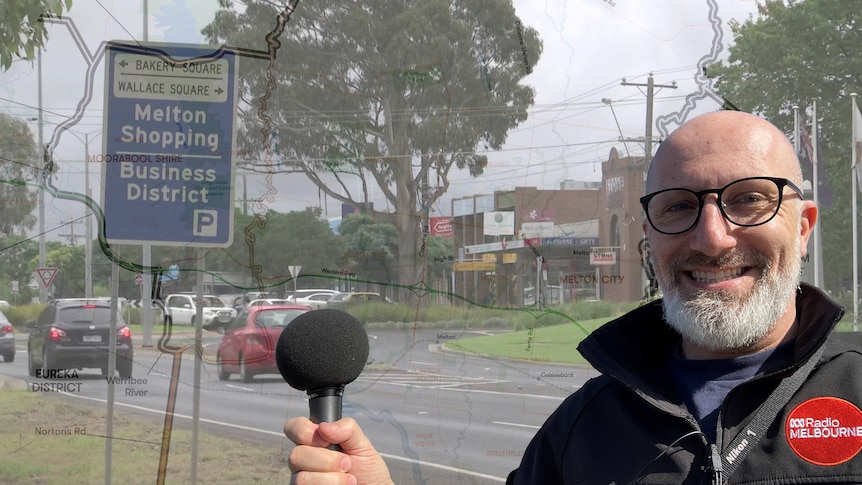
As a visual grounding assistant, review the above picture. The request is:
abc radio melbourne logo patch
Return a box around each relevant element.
[785,397,862,465]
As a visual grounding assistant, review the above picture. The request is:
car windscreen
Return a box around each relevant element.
[253,309,307,328]
[58,307,124,325]
[201,296,225,307]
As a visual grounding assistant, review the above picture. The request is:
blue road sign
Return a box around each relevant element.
[101,42,238,247]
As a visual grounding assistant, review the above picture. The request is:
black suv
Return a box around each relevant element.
[28,300,134,378]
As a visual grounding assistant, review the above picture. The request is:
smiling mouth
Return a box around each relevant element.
[689,267,746,283]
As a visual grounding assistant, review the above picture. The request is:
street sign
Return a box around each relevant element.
[135,274,144,285]
[36,267,58,289]
[101,41,239,247]
[10,281,18,293]
[590,249,616,265]
[287,266,302,278]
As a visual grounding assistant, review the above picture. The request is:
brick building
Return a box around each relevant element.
[449,147,648,306]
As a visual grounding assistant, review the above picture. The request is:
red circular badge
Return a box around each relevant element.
[785,397,862,466]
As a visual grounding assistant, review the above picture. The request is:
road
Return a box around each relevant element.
[1,328,599,484]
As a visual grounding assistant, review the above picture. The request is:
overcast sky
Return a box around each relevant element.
[0,0,760,243]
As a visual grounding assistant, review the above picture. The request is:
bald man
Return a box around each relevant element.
[284,112,862,484]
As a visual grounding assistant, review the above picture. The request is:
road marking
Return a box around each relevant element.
[409,360,437,366]
[226,384,254,392]
[57,391,506,483]
[492,420,541,430]
[361,378,566,400]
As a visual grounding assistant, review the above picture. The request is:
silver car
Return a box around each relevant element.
[0,311,14,362]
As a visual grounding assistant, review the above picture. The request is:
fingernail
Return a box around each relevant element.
[346,476,357,485]
[341,456,351,472]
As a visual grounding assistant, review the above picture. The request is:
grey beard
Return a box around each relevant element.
[660,251,801,352]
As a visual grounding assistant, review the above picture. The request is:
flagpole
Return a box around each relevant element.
[811,101,824,288]
[852,93,859,331]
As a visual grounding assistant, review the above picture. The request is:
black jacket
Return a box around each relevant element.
[507,284,862,484]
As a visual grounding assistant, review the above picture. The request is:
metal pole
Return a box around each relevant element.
[811,101,823,288]
[645,73,655,159]
[852,93,859,331]
[143,0,148,40]
[38,50,47,304]
[85,134,93,298]
[243,172,248,216]
[104,248,119,484]
[191,248,204,483]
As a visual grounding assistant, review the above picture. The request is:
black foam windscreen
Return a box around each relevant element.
[275,309,369,391]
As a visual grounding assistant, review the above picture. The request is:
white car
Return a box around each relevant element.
[292,292,338,310]
[165,294,236,328]
[246,298,292,307]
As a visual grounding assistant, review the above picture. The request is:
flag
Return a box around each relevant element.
[854,98,862,188]
[797,117,833,208]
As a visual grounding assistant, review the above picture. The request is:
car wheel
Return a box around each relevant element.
[117,355,133,379]
[28,347,37,377]
[41,349,56,377]
[216,352,230,381]
[239,354,253,383]
[2,351,14,363]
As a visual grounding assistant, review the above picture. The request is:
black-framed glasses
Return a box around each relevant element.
[640,176,804,235]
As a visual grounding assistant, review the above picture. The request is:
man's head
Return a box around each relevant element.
[642,111,817,358]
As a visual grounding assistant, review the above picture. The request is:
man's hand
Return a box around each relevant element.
[285,417,394,485]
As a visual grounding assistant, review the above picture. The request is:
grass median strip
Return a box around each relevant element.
[0,390,292,484]
[447,317,612,365]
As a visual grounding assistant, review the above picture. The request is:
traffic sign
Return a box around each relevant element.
[101,41,238,247]
[135,274,144,285]
[36,267,58,289]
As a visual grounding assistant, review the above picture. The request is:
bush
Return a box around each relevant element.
[338,300,640,330]
[4,303,46,327]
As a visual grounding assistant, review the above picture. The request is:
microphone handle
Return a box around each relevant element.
[308,386,345,451]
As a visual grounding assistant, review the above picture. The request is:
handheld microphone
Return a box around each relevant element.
[276,309,369,449]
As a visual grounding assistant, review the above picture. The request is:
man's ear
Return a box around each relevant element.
[798,201,817,256]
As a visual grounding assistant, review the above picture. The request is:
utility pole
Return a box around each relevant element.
[621,73,677,160]
[85,132,93,298]
[59,218,84,245]
[38,49,47,304]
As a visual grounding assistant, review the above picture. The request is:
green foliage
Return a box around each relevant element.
[510,300,638,331]
[39,244,85,298]
[447,318,614,365]
[4,303,45,327]
[341,299,638,330]
[0,0,73,70]
[707,0,862,292]
[0,235,39,302]
[338,213,398,283]
[0,114,39,236]
[203,0,542,295]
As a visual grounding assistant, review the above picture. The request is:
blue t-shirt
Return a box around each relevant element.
[669,342,794,444]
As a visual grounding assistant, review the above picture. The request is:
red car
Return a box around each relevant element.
[216,304,310,382]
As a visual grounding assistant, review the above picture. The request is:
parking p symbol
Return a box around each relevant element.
[193,210,218,237]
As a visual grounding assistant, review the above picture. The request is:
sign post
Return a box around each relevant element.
[288,265,302,299]
[101,42,238,247]
[100,42,239,484]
